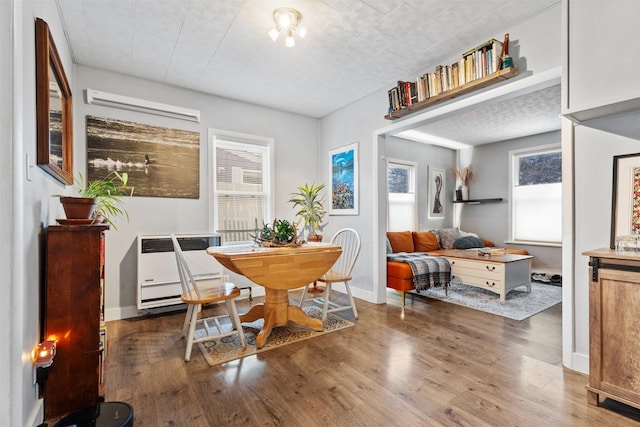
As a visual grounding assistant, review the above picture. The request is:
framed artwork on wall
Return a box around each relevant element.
[428,167,445,219]
[611,153,640,248]
[35,18,74,185]
[329,142,359,215]
[86,115,200,199]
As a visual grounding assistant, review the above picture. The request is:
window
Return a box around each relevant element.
[509,145,562,244]
[210,130,273,243]
[387,159,416,231]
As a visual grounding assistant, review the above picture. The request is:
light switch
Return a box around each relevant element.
[26,153,32,181]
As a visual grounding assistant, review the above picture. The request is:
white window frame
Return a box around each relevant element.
[508,143,562,247]
[387,158,417,231]
[208,129,274,243]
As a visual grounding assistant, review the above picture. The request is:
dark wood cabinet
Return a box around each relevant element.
[44,224,108,420]
[583,248,640,411]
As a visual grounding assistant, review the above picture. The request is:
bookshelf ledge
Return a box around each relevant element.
[453,198,503,205]
[385,67,519,120]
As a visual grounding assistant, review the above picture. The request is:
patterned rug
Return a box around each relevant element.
[196,305,354,366]
[418,282,562,321]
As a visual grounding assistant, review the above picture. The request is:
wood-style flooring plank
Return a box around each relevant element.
[103,289,640,426]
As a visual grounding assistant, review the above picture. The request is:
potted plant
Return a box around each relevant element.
[253,219,299,247]
[289,183,327,242]
[57,171,133,229]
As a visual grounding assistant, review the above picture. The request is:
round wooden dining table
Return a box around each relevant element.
[206,243,342,349]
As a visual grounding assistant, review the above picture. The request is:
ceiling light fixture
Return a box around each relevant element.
[268,7,306,47]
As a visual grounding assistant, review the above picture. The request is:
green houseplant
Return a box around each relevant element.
[253,219,299,247]
[289,182,327,242]
[58,171,133,229]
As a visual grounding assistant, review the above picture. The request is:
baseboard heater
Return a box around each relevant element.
[86,89,200,122]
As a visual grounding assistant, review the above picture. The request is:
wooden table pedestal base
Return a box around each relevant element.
[240,288,323,348]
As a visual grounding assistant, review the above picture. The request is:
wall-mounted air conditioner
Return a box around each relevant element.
[85,89,200,122]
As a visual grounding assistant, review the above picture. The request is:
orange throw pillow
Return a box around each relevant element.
[413,231,439,252]
[386,231,414,253]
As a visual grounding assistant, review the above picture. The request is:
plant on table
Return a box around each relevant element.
[253,219,300,247]
[289,182,327,242]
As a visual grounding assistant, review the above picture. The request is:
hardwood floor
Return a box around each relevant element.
[104,290,640,426]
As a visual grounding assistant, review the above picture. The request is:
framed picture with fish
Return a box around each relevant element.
[328,143,358,216]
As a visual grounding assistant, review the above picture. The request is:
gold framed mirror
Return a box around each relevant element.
[36,17,73,185]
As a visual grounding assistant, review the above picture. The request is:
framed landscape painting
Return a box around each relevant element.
[329,143,359,215]
[611,153,640,248]
[428,167,445,219]
[86,116,200,199]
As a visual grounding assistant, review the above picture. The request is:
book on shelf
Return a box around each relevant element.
[386,34,511,115]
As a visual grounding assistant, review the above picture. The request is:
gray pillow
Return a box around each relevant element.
[437,228,461,249]
[386,237,393,254]
[453,235,485,249]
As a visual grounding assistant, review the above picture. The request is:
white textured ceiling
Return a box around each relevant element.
[57,0,559,122]
[399,84,561,147]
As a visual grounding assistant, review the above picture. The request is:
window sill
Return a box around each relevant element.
[504,240,562,248]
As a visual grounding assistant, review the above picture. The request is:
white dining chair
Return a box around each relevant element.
[299,228,361,325]
[171,235,246,361]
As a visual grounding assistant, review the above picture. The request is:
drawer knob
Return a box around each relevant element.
[486,265,496,271]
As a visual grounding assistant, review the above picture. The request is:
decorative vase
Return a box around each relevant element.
[461,185,469,201]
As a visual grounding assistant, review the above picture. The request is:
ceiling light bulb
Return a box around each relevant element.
[296,24,307,38]
[278,13,292,30]
[285,31,295,47]
[268,28,280,42]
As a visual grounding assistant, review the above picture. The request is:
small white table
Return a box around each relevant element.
[436,250,533,302]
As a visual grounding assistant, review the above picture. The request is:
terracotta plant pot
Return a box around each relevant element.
[307,234,323,242]
[59,197,96,219]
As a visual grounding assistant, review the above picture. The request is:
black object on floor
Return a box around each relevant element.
[531,272,562,286]
[54,402,133,427]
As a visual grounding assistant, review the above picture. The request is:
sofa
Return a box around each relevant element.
[386,229,529,306]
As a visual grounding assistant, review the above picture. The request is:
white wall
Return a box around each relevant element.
[461,131,562,273]
[5,1,78,425]
[1,2,16,426]
[319,88,389,303]
[385,137,457,231]
[571,126,639,370]
[73,66,321,320]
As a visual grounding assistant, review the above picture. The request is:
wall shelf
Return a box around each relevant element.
[453,198,503,205]
[385,67,519,120]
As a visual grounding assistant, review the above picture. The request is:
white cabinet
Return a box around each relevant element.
[564,0,640,121]
[137,234,222,310]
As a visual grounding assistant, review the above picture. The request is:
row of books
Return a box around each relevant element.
[388,38,504,113]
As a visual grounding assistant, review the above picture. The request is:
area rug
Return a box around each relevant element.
[196,305,354,366]
[418,282,562,321]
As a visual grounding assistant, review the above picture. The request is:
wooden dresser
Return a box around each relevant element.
[44,224,109,419]
[583,248,640,410]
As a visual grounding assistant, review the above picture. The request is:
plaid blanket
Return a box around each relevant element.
[387,253,451,291]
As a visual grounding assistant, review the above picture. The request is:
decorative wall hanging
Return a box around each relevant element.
[86,116,200,199]
[429,167,445,219]
[611,153,640,248]
[35,17,73,185]
[329,143,358,215]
